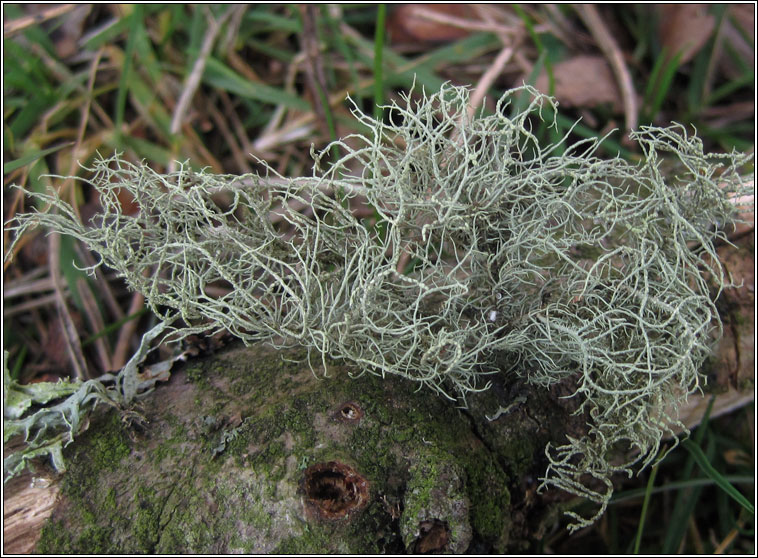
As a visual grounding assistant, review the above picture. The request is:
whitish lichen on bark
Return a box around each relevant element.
[5,83,753,529]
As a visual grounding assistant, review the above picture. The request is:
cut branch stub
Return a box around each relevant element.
[413,518,451,554]
[332,401,364,423]
[300,461,370,521]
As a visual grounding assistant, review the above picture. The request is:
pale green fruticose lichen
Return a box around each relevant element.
[4,84,753,530]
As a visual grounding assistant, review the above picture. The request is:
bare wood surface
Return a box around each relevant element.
[3,470,60,554]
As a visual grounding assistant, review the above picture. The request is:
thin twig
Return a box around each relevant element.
[170,6,235,136]
[226,48,261,82]
[62,46,104,210]
[218,90,255,165]
[37,45,102,379]
[412,6,520,37]
[207,94,253,173]
[467,45,515,121]
[255,52,305,154]
[714,525,740,554]
[3,4,75,37]
[3,295,59,318]
[3,267,50,297]
[576,5,638,134]
[74,245,125,321]
[458,7,522,135]
[4,276,57,299]
[540,4,581,50]
[76,278,112,372]
[178,123,225,170]
[75,47,104,151]
[218,4,246,54]
[48,232,89,380]
[27,42,111,130]
[299,5,330,137]
[688,515,706,554]
[112,292,145,370]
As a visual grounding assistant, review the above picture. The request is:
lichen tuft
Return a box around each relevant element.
[5,83,753,529]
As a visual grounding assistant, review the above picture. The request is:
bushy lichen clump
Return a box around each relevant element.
[5,84,752,529]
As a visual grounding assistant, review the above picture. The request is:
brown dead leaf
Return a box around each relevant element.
[657,5,715,64]
[388,4,474,44]
[54,5,92,59]
[726,3,755,42]
[534,55,622,112]
[722,448,752,467]
[719,4,755,81]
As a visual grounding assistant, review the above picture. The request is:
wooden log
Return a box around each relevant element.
[3,340,583,554]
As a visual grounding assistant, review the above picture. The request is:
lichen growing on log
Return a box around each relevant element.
[5,83,753,529]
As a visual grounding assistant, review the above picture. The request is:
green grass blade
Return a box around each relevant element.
[643,46,669,104]
[16,15,57,56]
[3,143,73,174]
[373,4,386,121]
[514,5,555,95]
[687,43,712,115]
[347,31,500,97]
[705,72,754,106]
[3,39,52,94]
[512,4,564,149]
[661,397,715,553]
[82,5,164,50]
[58,235,88,312]
[633,451,663,553]
[3,40,59,138]
[82,308,150,348]
[111,136,174,168]
[686,5,729,115]
[129,78,172,137]
[186,4,205,59]
[115,6,143,136]
[642,49,681,123]
[245,38,295,63]
[245,8,302,33]
[681,439,755,515]
[406,32,502,73]
[650,53,681,120]
[202,57,310,110]
[700,123,755,152]
[9,345,28,382]
[82,16,131,50]
[611,475,755,504]
[554,114,633,159]
[133,19,162,85]
[323,6,360,92]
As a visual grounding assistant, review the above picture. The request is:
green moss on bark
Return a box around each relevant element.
[32,343,580,553]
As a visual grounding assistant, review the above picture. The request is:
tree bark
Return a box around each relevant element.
[3,337,588,554]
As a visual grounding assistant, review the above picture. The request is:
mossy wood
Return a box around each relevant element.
[22,341,580,554]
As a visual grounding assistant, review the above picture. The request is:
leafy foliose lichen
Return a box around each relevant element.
[4,84,753,530]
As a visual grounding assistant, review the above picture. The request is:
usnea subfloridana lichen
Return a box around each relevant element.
[4,84,753,530]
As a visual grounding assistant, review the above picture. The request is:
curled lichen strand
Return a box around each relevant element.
[5,84,753,530]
